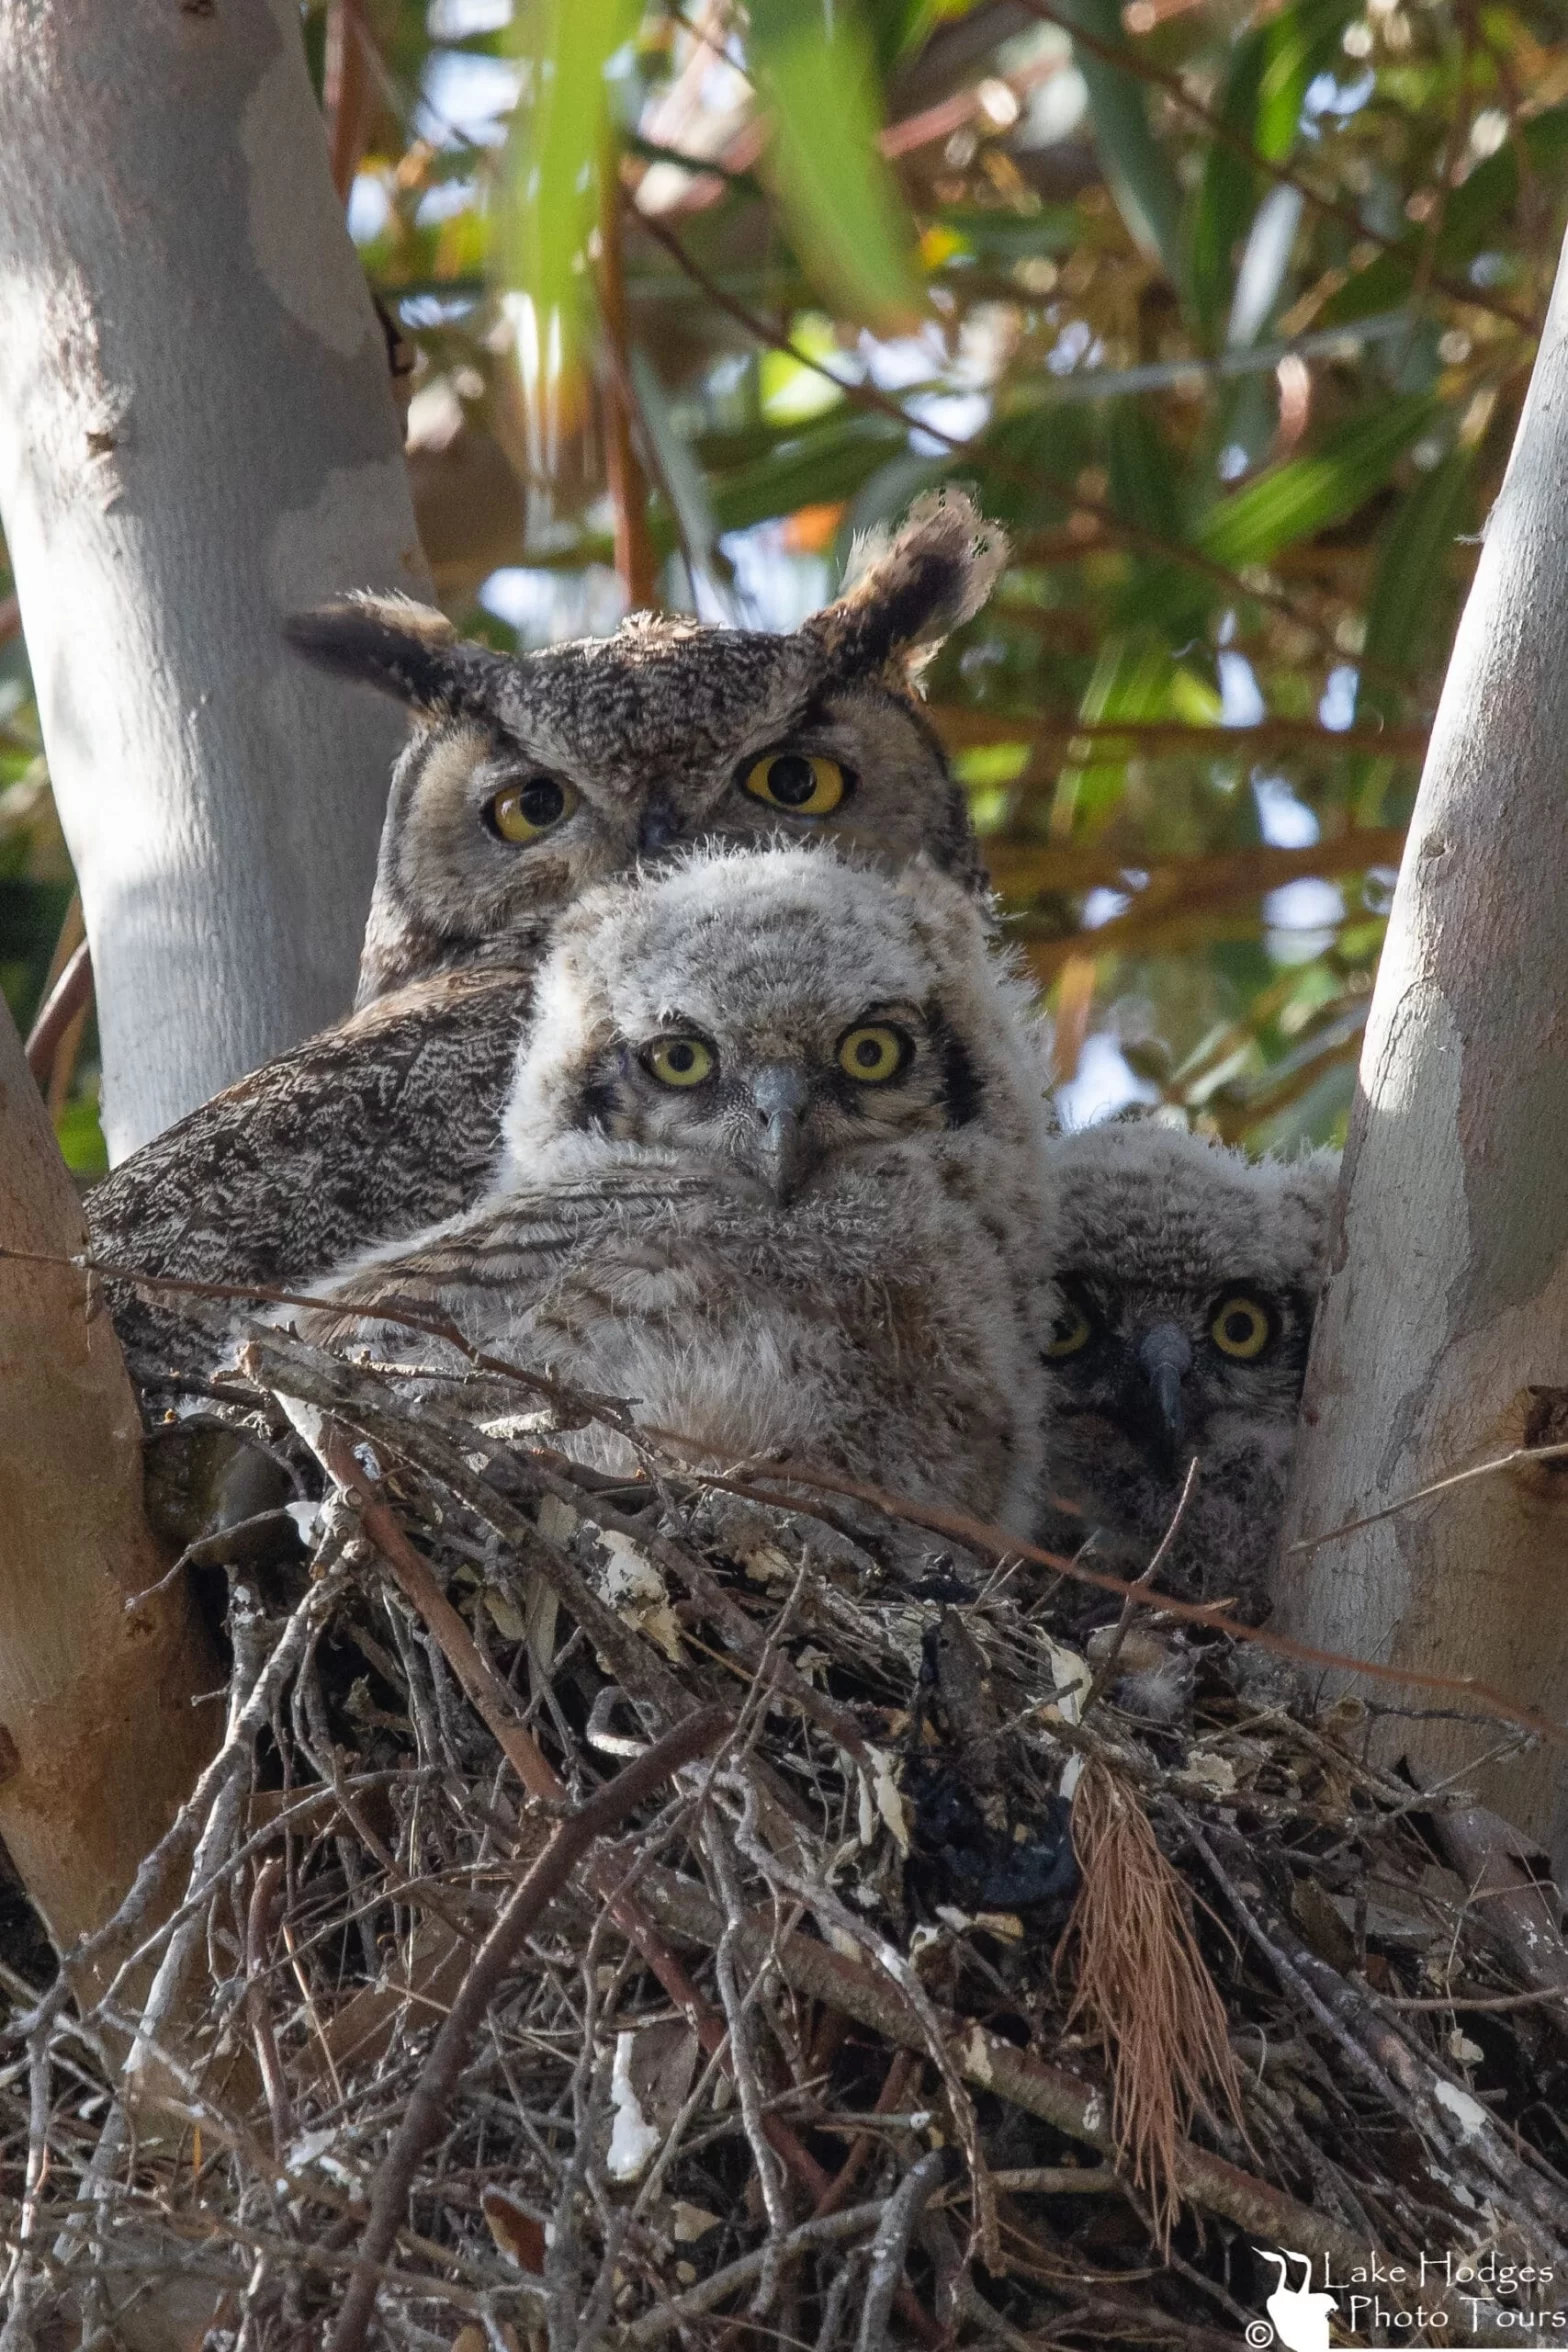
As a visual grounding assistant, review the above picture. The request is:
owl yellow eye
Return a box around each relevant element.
[1210,1295,1272,1359]
[1046,1305,1093,1358]
[742,751,848,819]
[485,776,578,843]
[837,1024,908,1084]
[643,1035,716,1089]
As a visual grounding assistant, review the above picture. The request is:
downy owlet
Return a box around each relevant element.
[86,493,1009,1377]
[1039,1119,1338,1618]
[294,843,1056,1534]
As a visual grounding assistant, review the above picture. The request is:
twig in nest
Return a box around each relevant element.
[244,1858,290,2159]
[1061,1761,1244,2245]
[1289,1438,1568,1554]
[812,2048,919,2217]
[856,2150,945,2352]
[327,1705,731,2352]
[707,1454,1568,1746]
[1081,1455,1201,1716]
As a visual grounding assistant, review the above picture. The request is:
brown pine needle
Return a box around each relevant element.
[1061,1761,1244,2246]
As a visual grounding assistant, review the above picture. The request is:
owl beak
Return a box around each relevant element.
[749,1065,813,1204]
[637,797,679,856]
[1134,1323,1192,1470]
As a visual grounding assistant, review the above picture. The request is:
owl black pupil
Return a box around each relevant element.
[768,755,817,807]
[668,1043,696,1072]
[518,778,565,826]
[1224,1310,1252,1342]
[854,1038,882,1068]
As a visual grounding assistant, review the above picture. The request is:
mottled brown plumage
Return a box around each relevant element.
[88,494,1006,1377]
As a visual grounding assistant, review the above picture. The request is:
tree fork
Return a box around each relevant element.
[0,999,222,1964]
[1279,225,1568,1866]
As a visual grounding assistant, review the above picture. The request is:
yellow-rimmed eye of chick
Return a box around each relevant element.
[837,1024,908,1085]
[1045,1303,1093,1358]
[742,750,848,819]
[643,1035,716,1089]
[485,775,579,843]
[1210,1294,1272,1359]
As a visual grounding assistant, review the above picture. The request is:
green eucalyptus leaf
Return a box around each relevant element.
[502,0,639,377]
[1252,0,1360,160]
[1360,445,1476,719]
[628,350,729,603]
[1321,104,1568,327]
[1050,0,1183,280]
[1053,630,1177,835]
[1197,395,1438,568]
[709,413,907,534]
[748,0,924,331]
[1186,0,1359,344]
[1107,400,1183,545]
[861,0,947,78]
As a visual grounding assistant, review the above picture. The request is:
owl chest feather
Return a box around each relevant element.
[318,1144,1049,1532]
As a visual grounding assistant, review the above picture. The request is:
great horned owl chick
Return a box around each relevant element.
[89,493,1008,1378]
[1040,1120,1338,1618]
[298,843,1056,1534]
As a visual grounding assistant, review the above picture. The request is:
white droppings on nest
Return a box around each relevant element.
[607,2032,663,2182]
[1434,2079,1491,2141]
[861,1746,910,1853]
[1039,1636,1092,1724]
[284,1498,323,1545]
[592,1529,685,1661]
[1175,1751,1238,1798]
[964,2026,996,2086]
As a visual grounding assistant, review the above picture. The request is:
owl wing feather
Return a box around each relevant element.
[88,968,532,1378]
[304,1162,723,1356]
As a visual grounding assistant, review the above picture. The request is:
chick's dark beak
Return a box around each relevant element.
[1134,1322,1192,1471]
[749,1065,812,1204]
[637,796,679,856]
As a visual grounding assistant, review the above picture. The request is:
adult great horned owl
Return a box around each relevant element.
[1039,1120,1338,1618]
[298,843,1055,1533]
[88,493,1007,1377]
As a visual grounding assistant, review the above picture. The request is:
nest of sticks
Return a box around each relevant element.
[2,1315,1567,2351]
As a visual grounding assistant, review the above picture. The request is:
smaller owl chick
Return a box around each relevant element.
[297,843,1056,1535]
[1040,1121,1338,1618]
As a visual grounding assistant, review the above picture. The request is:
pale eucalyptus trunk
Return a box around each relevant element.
[1278,227,1568,1865]
[0,0,430,1157]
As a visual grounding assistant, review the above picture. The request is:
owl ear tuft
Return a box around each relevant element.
[807,487,1009,686]
[284,593,488,714]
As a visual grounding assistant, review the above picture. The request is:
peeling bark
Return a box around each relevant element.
[1279,228,1568,1866]
[0,0,430,1157]
[0,1001,221,1957]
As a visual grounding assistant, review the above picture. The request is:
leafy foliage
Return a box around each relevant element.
[6,0,1568,1159]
